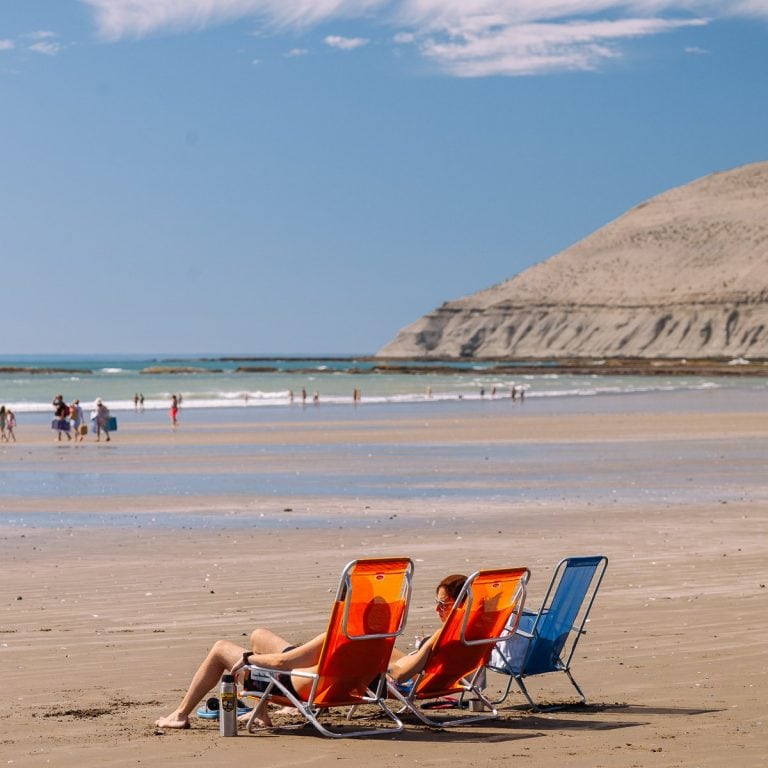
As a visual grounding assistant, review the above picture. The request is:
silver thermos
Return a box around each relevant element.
[219,673,237,736]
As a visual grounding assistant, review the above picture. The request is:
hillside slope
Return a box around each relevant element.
[378,162,768,359]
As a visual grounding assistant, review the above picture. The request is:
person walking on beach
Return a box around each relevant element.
[70,399,85,442]
[52,394,71,441]
[5,409,16,442]
[94,399,111,442]
[170,394,179,426]
[0,405,6,441]
[153,573,467,730]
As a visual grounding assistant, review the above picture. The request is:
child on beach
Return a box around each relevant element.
[5,409,16,442]
[154,573,467,730]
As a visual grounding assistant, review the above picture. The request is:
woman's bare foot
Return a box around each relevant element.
[241,709,273,727]
[272,705,299,716]
[154,710,191,729]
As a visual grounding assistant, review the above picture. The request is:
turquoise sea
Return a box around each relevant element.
[1,354,765,419]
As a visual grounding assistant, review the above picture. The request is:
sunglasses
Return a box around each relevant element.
[435,597,454,608]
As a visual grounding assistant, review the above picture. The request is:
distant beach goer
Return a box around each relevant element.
[301,388,307,405]
[313,391,319,404]
[5,410,16,442]
[94,399,111,442]
[177,393,183,407]
[70,400,85,442]
[153,573,466,731]
[53,394,71,442]
[170,394,179,426]
[0,405,6,441]
[288,390,294,404]
[491,386,497,398]
[139,393,145,410]
[426,386,432,398]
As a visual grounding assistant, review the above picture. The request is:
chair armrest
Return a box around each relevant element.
[247,664,317,680]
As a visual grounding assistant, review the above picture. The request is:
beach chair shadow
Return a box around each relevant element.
[388,567,530,727]
[486,555,608,711]
[243,557,414,738]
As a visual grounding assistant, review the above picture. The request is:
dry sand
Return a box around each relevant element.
[1,399,767,767]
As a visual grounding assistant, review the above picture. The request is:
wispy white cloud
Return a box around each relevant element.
[78,1,768,76]
[25,30,58,41]
[29,41,63,56]
[24,31,63,56]
[80,0,388,40]
[324,34,369,49]
[419,17,708,77]
[0,39,15,51]
[285,47,310,56]
[685,44,710,53]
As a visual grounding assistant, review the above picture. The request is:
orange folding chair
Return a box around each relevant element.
[388,567,529,727]
[244,557,414,738]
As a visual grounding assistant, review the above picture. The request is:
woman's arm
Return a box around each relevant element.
[387,633,438,683]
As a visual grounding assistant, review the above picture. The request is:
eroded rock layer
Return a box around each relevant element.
[379,162,768,359]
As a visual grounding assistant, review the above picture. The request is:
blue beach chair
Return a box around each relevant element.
[486,555,608,711]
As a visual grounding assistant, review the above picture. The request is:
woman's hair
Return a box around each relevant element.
[437,574,468,600]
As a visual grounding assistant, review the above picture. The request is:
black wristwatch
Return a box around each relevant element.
[242,651,254,665]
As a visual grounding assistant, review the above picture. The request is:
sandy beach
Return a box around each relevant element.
[1,392,766,767]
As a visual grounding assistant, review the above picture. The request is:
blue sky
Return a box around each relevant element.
[2,1,767,355]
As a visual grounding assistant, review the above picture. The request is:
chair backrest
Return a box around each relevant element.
[313,557,414,706]
[413,567,529,698]
[522,555,608,675]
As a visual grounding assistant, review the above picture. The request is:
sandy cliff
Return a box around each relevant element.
[379,161,768,359]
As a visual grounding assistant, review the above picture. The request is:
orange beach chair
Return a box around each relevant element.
[244,557,414,738]
[388,567,529,727]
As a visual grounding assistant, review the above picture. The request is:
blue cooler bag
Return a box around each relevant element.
[107,416,118,431]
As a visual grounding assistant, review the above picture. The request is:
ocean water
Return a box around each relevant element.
[2,356,766,529]
[1,354,765,417]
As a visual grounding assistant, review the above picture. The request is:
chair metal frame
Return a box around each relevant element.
[486,555,608,711]
[387,567,530,727]
[244,557,414,738]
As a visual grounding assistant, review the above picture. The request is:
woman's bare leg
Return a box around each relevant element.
[250,627,293,654]
[154,639,245,729]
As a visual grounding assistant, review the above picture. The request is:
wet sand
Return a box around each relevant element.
[1,392,767,766]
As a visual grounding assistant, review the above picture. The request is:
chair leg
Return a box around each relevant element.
[514,670,587,713]
[485,672,515,706]
[388,683,499,728]
[565,668,587,705]
[513,675,541,711]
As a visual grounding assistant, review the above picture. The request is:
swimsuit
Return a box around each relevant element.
[244,645,300,698]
